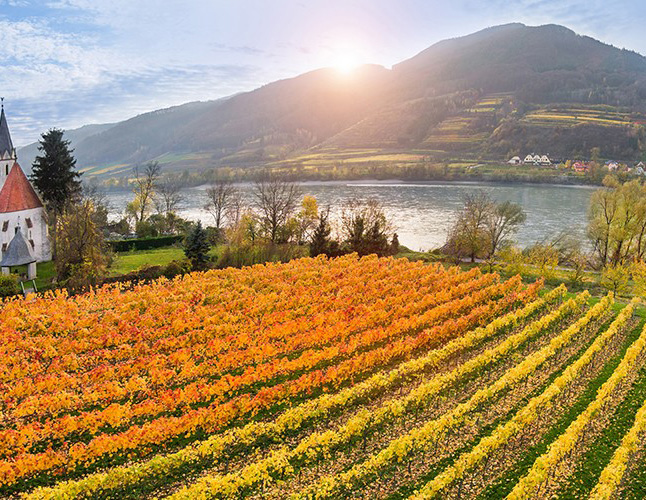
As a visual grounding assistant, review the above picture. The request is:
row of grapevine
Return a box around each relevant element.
[7,254,646,499]
[289,294,611,500]
[166,289,587,499]
[506,298,640,499]
[412,295,636,498]
[590,395,646,499]
[27,286,566,499]
[0,255,542,495]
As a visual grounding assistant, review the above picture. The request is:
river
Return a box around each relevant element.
[104,181,596,251]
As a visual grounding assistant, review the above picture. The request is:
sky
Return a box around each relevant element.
[0,0,644,146]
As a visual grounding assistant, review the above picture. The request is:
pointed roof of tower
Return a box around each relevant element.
[0,163,43,213]
[0,228,35,267]
[0,102,14,157]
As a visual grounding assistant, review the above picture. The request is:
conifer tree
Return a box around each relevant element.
[30,128,82,259]
[184,221,211,270]
[310,209,333,256]
[30,129,81,216]
[390,233,400,255]
[365,220,390,256]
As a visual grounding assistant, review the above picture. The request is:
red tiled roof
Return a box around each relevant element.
[0,163,43,213]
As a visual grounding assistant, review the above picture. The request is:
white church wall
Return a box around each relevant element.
[0,207,51,262]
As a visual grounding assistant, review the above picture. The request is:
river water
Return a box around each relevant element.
[104,181,595,251]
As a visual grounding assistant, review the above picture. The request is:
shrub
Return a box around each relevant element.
[135,220,159,238]
[217,243,307,269]
[0,274,19,297]
[64,260,105,293]
[163,259,191,279]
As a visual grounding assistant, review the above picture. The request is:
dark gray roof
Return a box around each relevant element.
[0,229,35,267]
[0,107,14,157]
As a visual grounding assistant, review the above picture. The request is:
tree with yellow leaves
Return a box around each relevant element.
[289,195,319,244]
[600,262,631,295]
[56,198,109,290]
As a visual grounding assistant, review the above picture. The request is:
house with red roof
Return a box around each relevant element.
[0,105,51,265]
[573,161,590,173]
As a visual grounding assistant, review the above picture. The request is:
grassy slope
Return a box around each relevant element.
[109,247,186,276]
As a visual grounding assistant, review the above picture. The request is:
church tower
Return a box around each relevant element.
[0,99,17,189]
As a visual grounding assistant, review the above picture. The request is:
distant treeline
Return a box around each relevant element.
[94,161,599,192]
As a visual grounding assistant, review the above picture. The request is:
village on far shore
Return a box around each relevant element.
[507,153,646,175]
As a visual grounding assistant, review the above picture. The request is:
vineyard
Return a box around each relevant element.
[1,254,646,498]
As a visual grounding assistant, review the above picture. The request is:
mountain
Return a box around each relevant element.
[21,23,646,178]
[17,122,116,174]
[324,23,646,157]
[72,65,390,171]
[394,23,646,98]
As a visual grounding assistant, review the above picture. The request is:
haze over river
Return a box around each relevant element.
[105,181,595,251]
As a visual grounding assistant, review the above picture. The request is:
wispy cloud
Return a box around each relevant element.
[1,2,268,145]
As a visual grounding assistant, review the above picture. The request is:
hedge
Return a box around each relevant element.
[107,235,183,252]
[102,259,192,286]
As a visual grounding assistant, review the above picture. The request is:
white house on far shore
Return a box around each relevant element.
[0,105,51,264]
[517,153,551,166]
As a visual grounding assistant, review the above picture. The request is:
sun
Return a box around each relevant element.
[333,53,360,75]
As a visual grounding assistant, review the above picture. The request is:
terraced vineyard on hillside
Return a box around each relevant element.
[422,93,511,152]
[1,255,646,498]
[521,106,641,128]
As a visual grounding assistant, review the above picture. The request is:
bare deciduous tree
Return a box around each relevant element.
[253,174,300,243]
[485,200,526,257]
[226,189,244,227]
[155,177,185,215]
[204,180,238,230]
[445,192,525,265]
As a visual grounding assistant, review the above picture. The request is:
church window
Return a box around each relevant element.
[1,244,6,253]
[14,227,17,234]
[29,239,34,249]
[25,218,32,228]
[4,165,7,175]
[1,221,7,232]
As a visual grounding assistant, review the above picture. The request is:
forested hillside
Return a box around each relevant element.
[18,23,646,177]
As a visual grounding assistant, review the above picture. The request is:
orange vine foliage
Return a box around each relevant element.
[0,254,537,490]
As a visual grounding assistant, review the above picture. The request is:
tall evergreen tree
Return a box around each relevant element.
[390,233,400,255]
[30,129,82,215]
[310,209,334,257]
[30,129,82,260]
[365,220,390,256]
[184,221,211,270]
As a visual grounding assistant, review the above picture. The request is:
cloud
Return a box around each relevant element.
[0,4,266,145]
[210,43,267,56]
[0,17,139,96]
[8,62,260,145]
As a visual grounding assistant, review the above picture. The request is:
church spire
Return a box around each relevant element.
[0,99,15,159]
